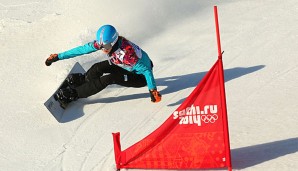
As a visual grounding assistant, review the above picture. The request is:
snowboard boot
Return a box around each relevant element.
[66,73,86,88]
[54,86,79,108]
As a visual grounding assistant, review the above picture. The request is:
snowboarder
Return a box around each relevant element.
[45,25,161,106]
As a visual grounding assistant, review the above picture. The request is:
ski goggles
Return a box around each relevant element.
[96,41,113,50]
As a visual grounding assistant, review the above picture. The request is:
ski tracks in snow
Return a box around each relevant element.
[53,87,134,170]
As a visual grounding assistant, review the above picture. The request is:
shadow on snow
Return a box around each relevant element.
[59,64,265,123]
[88,65,265,105]
[232,138,298,169]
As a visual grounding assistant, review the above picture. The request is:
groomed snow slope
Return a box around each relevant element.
[0,0,297,170]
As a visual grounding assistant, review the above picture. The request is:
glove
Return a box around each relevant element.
[149,89,162,103]
[45,54,59,66]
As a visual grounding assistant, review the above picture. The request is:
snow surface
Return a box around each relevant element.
[1,0,298,170]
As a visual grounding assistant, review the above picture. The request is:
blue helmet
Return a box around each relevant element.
[96,25,118,50]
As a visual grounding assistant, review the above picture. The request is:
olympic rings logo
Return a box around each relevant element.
[201,114,218,123]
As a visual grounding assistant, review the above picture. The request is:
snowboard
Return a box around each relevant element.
[44,62,86,122]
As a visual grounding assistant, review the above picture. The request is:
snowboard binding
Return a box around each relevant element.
[54,86,78,109]
[53,73,85,109]
[65,73,86,88]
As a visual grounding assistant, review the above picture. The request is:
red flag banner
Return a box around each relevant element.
[112,6,232,171]
[113,59,232,170]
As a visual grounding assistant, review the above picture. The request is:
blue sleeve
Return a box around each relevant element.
[143,70,157,90]
[133,51,157,90]
[58,41,99,60]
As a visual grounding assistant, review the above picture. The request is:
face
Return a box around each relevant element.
[101,47,112,54]
[96,41,113,54]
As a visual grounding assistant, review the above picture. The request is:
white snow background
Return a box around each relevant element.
[0,0,297,170]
